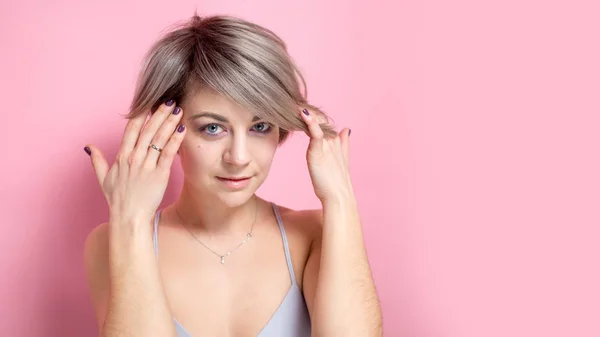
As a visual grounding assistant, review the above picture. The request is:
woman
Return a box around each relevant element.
[83,14,382,337]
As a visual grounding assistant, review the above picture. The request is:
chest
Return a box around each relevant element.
[155,221,310,337]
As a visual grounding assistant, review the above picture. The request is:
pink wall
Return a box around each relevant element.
[1,0,598,336]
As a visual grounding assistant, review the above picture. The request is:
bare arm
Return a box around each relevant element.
[107,219,177,336]
[83,99,187,336]
[84,221,177,337]
[298,106,382,336]
[303,198,382,337]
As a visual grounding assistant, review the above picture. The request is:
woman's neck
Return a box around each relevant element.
[170,183,260,237]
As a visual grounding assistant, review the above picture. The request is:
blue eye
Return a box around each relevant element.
[252,122,272,133]
[200,123,224,136]
[199,122,272,136]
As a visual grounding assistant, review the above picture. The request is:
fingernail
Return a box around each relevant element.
[302,108,309,116]
[173,106,181,115]
[165,99,175,106]
[84,146,91,156]
[349,129,352,136]
[177,125,185,133]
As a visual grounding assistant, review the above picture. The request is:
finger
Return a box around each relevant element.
[143,106,184,168]
[118,107,152,158]
[84,144,109,188]
[300,108,324,150]
[311,109,329,125]
[156,124,187,171]
[339,128,351,165]
[131,100,177,166]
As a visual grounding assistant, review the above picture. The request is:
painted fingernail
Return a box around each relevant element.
[349,129,352,136]
[177,125,185,133]
[84,146,91,156]
[165,99,175,106]
[173,106,181,115]
[302,108,309,116]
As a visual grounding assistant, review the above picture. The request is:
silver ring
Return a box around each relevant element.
[149,144,162,152]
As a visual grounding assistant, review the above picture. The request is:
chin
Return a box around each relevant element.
[210,176,263,208]
[213,191,254,208]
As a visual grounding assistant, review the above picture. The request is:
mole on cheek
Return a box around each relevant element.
[196,143,211,153]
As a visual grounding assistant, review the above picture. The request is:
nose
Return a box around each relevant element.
[223,134,251,166]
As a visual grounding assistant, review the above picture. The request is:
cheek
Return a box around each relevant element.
[182,141,221,168]
[252,140,278,168]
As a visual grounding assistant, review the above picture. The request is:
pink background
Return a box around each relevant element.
[1,0,598,336]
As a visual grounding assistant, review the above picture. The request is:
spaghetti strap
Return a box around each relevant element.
[154,204,311,336]
[152,209,161,259]
[270,202,297,285]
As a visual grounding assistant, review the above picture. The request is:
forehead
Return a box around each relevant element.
[183,84,254,121]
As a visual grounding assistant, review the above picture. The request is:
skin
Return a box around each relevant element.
[83,84,382,337]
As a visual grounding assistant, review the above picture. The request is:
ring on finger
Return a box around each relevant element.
[149,143,162,152]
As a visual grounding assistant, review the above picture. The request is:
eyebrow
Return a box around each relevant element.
[189,111,261,123]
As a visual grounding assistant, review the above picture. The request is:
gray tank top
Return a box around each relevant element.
[152,202,311,337]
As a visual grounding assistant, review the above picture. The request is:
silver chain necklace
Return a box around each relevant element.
[175,198,257,265]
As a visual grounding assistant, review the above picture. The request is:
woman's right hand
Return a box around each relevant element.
[84,100,187,225]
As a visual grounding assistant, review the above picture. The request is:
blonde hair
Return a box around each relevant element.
[127,14,336,143]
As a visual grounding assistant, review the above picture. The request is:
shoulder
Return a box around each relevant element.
[273,205,326,311]
[83,222,110,331]
[84,222,109,271]
[275,204,323,241]
[270,204,323,286]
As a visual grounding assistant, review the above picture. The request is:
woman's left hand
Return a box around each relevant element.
[300,107,355,204]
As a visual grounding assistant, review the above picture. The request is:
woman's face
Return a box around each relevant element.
[178,85,280,207]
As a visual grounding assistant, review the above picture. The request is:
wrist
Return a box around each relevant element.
[321,193,364,237]
[109,214,154,238]
[321,192,357,209]
[321,196,361,228]
[109,208,155,226]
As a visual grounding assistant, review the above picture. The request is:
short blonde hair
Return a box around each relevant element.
[127,14,336,143]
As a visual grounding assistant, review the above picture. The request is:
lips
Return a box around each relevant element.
[217,176,251,181]
[216,176,252,190]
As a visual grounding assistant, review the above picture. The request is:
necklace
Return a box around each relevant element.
[175,198,258,265]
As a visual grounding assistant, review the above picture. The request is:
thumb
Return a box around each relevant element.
[84,145,109,188]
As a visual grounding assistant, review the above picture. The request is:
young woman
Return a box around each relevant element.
[83,14,382,337]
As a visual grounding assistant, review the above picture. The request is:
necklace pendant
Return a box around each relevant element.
[220,256,226,265]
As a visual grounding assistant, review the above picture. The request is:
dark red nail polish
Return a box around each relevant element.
[84,146,91,156]
[302,109,309,116]
[173,107,181,115]
[349,129,352,136]
[166,99,175,106]
[177,125,185,133]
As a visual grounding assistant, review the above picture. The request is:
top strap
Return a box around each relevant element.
[152,209,161,258]
[271,202,297,285]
